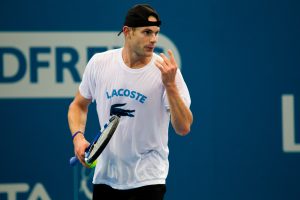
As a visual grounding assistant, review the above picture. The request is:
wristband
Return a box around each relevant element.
[72,131,84,140]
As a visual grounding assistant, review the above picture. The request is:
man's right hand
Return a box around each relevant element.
[73,133,91,168]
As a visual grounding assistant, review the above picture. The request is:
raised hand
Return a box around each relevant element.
[154,49,178,88]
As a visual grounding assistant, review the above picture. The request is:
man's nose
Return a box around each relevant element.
[150,33,158,43]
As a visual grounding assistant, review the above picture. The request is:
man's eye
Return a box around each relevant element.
[144,31,152,35]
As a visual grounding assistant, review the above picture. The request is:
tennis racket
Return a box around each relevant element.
[70,115,120,167]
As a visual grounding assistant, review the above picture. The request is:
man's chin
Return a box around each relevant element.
[144,50,154,56]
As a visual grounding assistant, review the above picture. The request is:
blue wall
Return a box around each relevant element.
[0,0,300,199]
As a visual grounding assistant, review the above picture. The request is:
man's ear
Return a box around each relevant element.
[123,26,130,36]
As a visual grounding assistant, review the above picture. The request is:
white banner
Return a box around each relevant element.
[0,32,181,98]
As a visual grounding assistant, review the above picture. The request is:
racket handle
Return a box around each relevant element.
[69,130,102,167]
[70,156,79,166]
[69,155,97,168]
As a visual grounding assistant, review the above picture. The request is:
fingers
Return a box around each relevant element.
[160,52,171,66]
[74,149,85,166]
[76,152,86,166]
[155,59,164,72]
[74,138,91,168]
[154,54,169,73]
[77,151,91,168]
[154,49,178,71]
[155,50,178,87]
[167,49,177,68]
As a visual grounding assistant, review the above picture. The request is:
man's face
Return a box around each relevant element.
[127,16,160,57]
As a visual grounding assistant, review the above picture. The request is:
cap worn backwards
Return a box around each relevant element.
[118,4,162,36]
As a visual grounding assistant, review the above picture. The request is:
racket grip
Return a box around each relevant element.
[70,156,79,166]
[69,130,101,167]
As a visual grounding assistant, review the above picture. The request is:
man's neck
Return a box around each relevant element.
[122,48,152,69]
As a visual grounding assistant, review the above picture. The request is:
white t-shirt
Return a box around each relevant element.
[79,48,191,189]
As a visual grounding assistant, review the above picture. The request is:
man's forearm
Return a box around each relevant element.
[166,84,193,136]
[68,101,89,135]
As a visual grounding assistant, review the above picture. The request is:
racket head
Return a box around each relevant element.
[85,115,120,164]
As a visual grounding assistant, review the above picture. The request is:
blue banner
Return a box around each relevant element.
[0,0,300,199]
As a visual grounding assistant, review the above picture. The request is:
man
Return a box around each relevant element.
[68,4,193,200]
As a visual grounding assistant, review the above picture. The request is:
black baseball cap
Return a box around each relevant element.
[118,4,162,36]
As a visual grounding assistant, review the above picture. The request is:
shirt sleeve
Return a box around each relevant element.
[163,69,191,110]
[79,55,96,101]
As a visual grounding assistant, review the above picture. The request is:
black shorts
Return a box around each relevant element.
[93,184,166,200]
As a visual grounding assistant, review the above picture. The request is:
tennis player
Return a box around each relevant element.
[68,4,193,200]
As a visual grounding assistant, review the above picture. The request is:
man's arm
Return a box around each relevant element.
[155,50,193,136]
[68,91,92,167]
[165,84,193,136]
